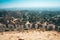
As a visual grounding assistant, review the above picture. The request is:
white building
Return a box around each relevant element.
[46,24,55,30]
[25,21,32,30]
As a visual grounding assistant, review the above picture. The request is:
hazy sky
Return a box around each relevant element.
[0,0,60,8]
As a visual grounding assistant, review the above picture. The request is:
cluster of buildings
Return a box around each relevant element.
[0,15,60,32]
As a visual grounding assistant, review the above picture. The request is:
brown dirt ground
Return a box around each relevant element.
[0,30,60,40]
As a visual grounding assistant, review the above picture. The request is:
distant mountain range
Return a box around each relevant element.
[0,7,60,11]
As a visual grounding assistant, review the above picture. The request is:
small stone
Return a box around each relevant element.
[18,38,24,40]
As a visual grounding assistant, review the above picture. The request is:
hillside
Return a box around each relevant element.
[0,30,60,40]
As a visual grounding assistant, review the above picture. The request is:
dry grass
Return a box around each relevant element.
[0,29,60,40]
